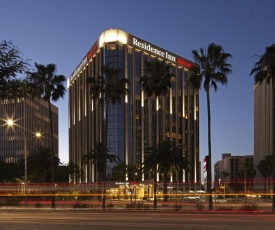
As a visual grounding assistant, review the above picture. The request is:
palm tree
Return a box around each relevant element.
[221,171,230,197]
[257,160,269,196]
[82,142,120,181]
[257,155,273,198]
[27,63,66,208]
[242,160,256,192]
[189,43,232,210]
[139,59,174,208]
[250,44,275,211]
[143,140,189,202]
[87,65,128,209]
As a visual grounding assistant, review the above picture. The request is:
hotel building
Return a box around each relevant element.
[0,97,58,165]
[68,29,200,186]
[214,153,254,191]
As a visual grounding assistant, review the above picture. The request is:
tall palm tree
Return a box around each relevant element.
[143,140,189,202]
[139,59,174,208]
[189,43,232,210]
[242,160,257,192]
[87,65,128,209]
[27,63,66,208]
[250,44,275,211]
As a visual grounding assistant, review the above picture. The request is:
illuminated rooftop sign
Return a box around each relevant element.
[132,37,176,62]
[69,29,194,86]
[132,37,192,68]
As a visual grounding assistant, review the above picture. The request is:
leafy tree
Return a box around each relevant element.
[189,43,232,210]
[110,163,140,181]
[250,44,275,211]
[0,40,29,99]
[27,63,66,207]
[55,162,83,183]
[143,140,189,202]
[0,160,19,182]
[28,146,59,183]
[139,59,174,208]
[87,65,128,209]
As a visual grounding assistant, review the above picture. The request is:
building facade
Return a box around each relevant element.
[214,153,254,191]
[0,97,58,165]
[254,80,272,165]
[254,80,274,191]
[68,29,200,185]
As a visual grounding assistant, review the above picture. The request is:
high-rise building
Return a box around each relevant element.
[0,97,58,165]
[68,29,200,185]
[254,80,272,165]
[254,80,274,191]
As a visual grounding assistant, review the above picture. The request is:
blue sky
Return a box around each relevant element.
[1,0,274,171]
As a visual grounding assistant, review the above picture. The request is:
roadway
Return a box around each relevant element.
[0,211,274,230]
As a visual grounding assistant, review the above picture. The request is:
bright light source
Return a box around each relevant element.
[35,132,42,138]
[7,119,14,126]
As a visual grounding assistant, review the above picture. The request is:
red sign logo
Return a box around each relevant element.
[176,58,192,68]
[87,44,97,60]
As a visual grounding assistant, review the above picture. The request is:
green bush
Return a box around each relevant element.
[174,204,182,211]
[106,202,116,209]
[195,201,204,211]
[72,202,90,208]
[216,206,233,211]
[240,202,258,211]
[34,202,43,208]
[1,197,21,206]
[126,201,150,210]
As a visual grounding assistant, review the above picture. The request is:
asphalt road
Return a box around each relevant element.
[0,211,274,230]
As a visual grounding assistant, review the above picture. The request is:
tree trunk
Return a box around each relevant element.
[206,88,213,210]
[102,101,108,210]
[153,95,158,209]
[272,78,275,209]
[163,173,169,202]
[48,100,55,208]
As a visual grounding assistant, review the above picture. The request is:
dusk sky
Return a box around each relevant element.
[1,0,275,172]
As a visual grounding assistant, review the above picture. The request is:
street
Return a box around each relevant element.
[0,211,274,230]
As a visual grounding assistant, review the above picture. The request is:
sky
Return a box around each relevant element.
[1,0,275,172]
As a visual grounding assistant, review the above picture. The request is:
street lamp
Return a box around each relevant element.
[6,119,41,206]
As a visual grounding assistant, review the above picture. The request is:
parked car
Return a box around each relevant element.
[182,196,201,202]
[214,196,227,203]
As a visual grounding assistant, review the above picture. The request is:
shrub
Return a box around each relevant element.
[106,202,116,209]
[72,202,90,208]
[126,201,149,210]
[174,204,182,211]
[216,206,233,211]
[1,197,21,206]
[34,202,43,208]
[195,201,204,211]
[240,202,258,211]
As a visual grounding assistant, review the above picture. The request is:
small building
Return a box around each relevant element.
[214,153,254,192]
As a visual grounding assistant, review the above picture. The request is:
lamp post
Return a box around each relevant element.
[7,119,41,206]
